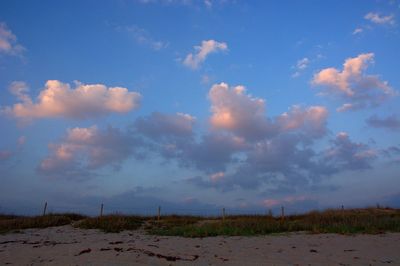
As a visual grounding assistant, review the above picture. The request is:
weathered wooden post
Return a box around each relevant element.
[281,206,284,222]
[222,207,226,221]
[100,203,104,217]
[268,209,273,217]
[158,206,161,221]
[42,202,47,216]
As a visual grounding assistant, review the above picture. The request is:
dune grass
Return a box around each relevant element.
[0,213,86,234]
[74,215,144,233]
[1,207,399,236]
[146,208,400,237]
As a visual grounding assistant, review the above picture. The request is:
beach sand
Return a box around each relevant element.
[1,225,399,265]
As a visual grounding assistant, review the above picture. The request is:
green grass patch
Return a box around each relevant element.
[74,215,144,233]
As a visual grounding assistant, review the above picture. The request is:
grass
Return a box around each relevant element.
[146,208,400,237]
[1,207,400,236]
[74,215,144,233]
[0,213,86,234]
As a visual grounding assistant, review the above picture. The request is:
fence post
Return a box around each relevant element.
[281,206,284,221]
[222,207,226,221]
[268,209,273,217]
[42,202,47,216]
[100,203,104,217]
[158,206,161,221]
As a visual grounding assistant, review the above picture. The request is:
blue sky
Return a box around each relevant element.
[0,0,399,215]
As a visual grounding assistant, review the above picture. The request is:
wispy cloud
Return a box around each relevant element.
[120,25,168,51]
[312,53,396,111]
[352,27,364,35]
[292,57,310,78]
[2,80,141,122]
[137,0,230,8]
[183,39,228,69]
[0,22,25,56]
[364,12,395,25]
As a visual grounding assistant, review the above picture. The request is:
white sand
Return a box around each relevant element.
[1,225,399,265]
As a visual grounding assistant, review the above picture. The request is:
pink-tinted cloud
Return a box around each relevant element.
[209,171,224,182]
[312,53,396,111]
[0,22,25,56]
[183,40,228,69]
[276,105,328,137]
[0,150,12,160]
[3,80,141,121]
[38,126,139,178]
[263,196,308,208]
[209,82,270,140]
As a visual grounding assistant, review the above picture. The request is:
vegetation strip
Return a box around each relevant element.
[1,208,400,237]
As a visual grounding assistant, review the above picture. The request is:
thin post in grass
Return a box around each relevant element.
[222,207,226,221]
[100,203,104,217]
[157,206,161,221]
[268,209,273,217]
[42,201,47,216]
[281,206,284,222]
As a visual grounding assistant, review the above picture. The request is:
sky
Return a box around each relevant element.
[0,0,400,216]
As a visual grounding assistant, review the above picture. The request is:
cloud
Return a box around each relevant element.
[184,83,333,191]
[134,112,195,140]
[184,83,379,192]
[292,57,310,78]
[189,130,377,192]
[38,126,141,179]
[276,105,328,138]
[319,132,377,173]
[180,133,246,172]
[0,150,12,161]
[352,28,364,35]
[0,22,25,56]
[312,53,396,111]
[366,114,400,131]
[183,40,228,69]
[137,0,229,9]
[119,25,168,51]
[17,136,26,148]
[364,12,395,25]
[2,80,141,121]
[262,195,309,208]
[208,82,271,141]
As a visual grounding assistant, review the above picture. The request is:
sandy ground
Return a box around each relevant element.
[0,225,399,265]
